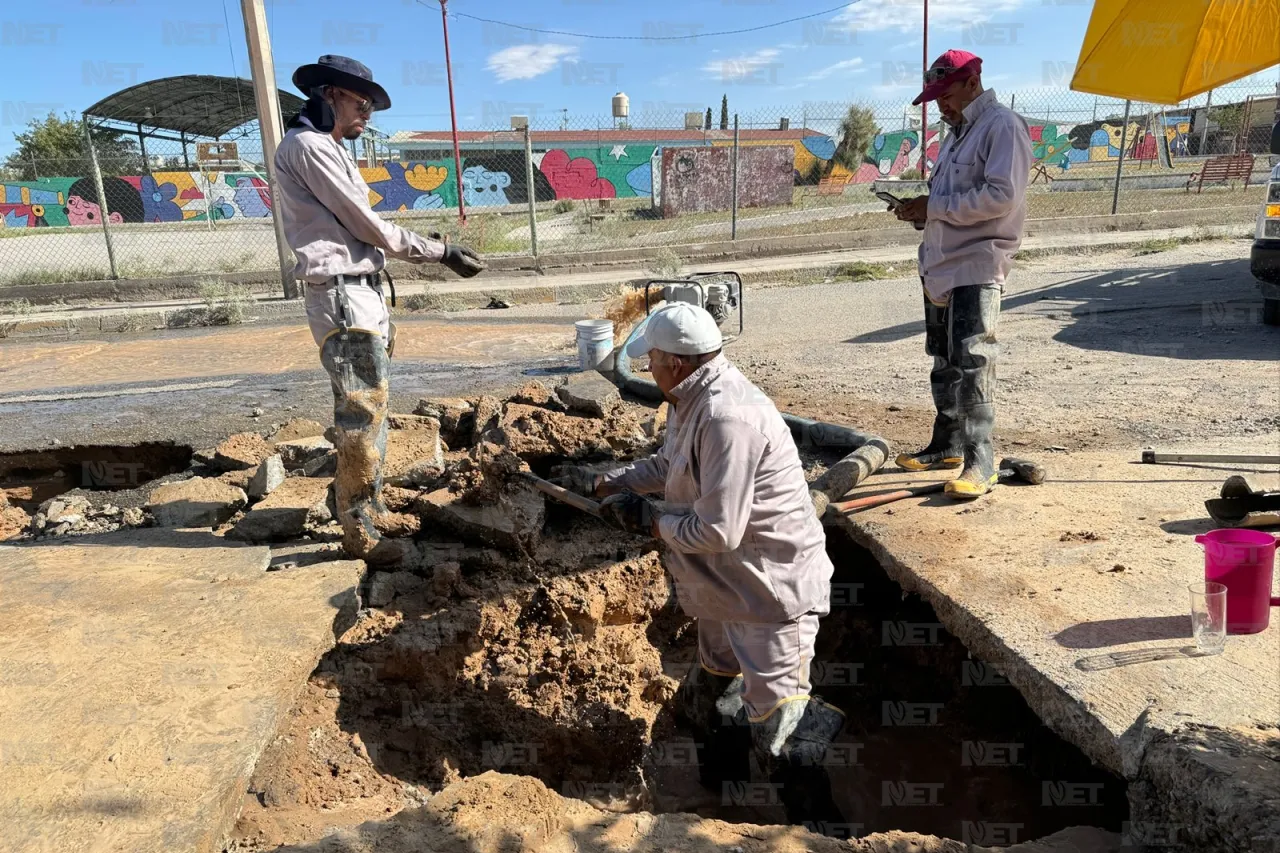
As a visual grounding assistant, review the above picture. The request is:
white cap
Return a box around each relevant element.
[626,302,723,358]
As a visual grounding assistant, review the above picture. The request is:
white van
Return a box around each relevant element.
[1249,121,1280,326]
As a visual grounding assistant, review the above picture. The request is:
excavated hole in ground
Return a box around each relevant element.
[0,442,193,505]
[256,498,1129,845]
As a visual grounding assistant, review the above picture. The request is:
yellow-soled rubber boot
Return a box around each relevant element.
[896,448,964,471]
[944,468,999,499]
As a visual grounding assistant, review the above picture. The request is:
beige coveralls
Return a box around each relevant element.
[600,356,834,720]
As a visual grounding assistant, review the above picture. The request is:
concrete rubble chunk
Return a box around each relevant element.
[555,371,623,417]
[301,450,337,478]
[268,417,327,445]
[0,495,31,542]
[145,477,248,528]
[274,435,335,471]
[470,395,503,446]
[414,397,473,449]
[218,467,255,490]
[213,432,272,472]
[248,455,287,500]
[510,379,554,407]
[386,415,444,484]
[228,477,333,542]
[415,483,545,553]
[365,570,426,607]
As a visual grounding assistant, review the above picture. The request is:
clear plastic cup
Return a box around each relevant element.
[1189,581,1227,654]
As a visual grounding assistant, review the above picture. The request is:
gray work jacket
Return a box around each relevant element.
[920,89,1033,302]
[601,356,833,623]
[274,122,445,284]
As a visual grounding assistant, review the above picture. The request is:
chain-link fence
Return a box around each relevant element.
[2,81,1277,289]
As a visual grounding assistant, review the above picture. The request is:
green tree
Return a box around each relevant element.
[719,95,729,130]
[4,111,142,179]
[832,104,880,172]
[704,107,712,130]
[1209,103,1246,136]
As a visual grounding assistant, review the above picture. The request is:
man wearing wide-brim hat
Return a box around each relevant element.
[890,50,1033,499]
[274,55,485,564]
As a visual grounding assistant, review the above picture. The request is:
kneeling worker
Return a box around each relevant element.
[555,303,845,826]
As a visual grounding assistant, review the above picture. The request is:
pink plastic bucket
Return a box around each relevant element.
[1195,529,1279,634]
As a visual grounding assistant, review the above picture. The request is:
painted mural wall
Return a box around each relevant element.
[0,115,1202,229]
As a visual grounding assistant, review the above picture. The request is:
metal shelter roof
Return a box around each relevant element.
[84,75,305,138]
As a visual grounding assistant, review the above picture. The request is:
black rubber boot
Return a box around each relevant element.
[943,285,1001,499]
[674,663,751,792]
[321,330,413,565]
[750,697,847,834]
[898,289,962,471]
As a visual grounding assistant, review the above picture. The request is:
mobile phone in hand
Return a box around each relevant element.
[875,190,904,210]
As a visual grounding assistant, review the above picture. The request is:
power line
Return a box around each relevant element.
[414,1,861,41]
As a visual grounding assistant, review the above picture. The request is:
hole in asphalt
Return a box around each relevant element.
[0,442,193,505]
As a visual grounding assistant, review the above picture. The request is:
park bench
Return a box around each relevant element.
[817,175,851,196]
[1185,153,1255,193]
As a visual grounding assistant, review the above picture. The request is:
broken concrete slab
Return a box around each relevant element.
[274,436,335,471]
[835,448,1280,851]
[213,432,272,472]
[145,477,247,528]
[555,371,622,418]
[0,492,30,541]
[470,395,503,446]
[217,467,255,491]
[510,379,556,407]
[228,477,333,542]
[249,455,286,500]
[414,397,473,449]
[415,483,545,552]
[0,529,360,852]
[268,418,327,445]
[385,415,444,484]
[301,450,337,478]
[365,570,426,607]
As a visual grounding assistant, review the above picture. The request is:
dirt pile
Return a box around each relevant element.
[243,770,1124,853]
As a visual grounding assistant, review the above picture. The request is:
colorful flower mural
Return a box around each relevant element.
[0,116,1206,230]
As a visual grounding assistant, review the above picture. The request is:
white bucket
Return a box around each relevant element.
[575,319,615,371]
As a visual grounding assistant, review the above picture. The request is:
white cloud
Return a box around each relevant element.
[805,57,866,81]
[487,44,577,83]
[701,48,781,82]
[837,0,1027,34]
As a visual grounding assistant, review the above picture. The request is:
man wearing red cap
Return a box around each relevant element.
[891,50,1032,498]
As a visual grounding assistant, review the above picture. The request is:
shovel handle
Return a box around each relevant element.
[520,473,603,517]
[831,481,947,513]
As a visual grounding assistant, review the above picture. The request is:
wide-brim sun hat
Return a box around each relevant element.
[293,54,391,112]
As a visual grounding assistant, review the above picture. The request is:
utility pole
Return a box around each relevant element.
[921,0,929,181]
[439,0,466,224]
[240,0,298,299]
[1199,89,1213,156]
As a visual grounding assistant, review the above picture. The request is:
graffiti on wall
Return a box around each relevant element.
[0,114,1206,229]
[1,171,275,228]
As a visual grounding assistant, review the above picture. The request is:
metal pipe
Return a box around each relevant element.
[440,0,466,224]
[82,117,119,280]
[1110,99,1131,216]
[1198,89,1213,156]
[731,114,739,240]
[921,0,929,182]
[524,125,539,264]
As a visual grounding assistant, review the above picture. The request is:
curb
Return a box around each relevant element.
[0,224,1255,341]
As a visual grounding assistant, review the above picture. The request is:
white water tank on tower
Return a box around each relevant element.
[612,92,630,120]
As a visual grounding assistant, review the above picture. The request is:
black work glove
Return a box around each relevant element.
[549,464,603,498]
[599,492,661,537]
[441,239,485,278]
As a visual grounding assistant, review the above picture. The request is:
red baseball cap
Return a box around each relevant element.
[911,49,982,106]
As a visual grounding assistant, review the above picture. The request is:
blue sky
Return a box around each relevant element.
[2,0,1277,155]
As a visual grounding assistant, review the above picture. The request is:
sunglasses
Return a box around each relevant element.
[334,88,373,115]
[923,65,957,84]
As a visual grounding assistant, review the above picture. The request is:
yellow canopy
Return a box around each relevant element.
[1071,0,1280,104]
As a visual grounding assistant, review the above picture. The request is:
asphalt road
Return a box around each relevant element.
[1,240,1275,458]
